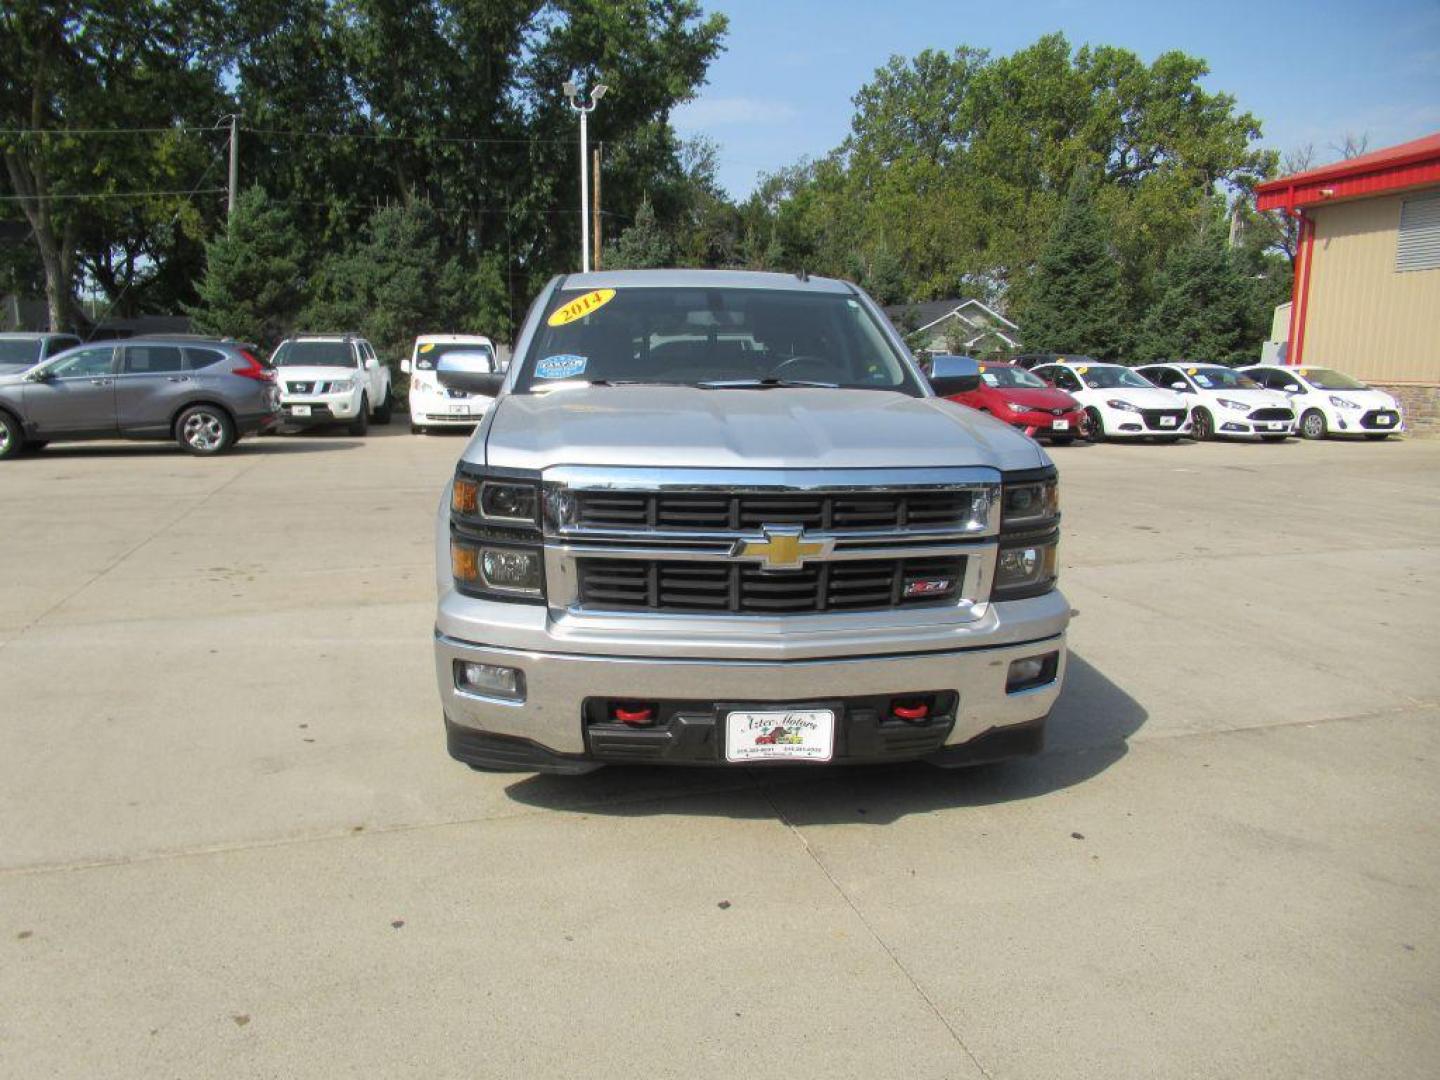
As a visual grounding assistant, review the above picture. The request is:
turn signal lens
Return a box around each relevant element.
[451,541,479,583]
[452,478,478,514]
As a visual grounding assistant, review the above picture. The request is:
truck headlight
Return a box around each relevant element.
[451,479,539,525]
[451,540,543,597]
[993,540,1059,599]
[1001,475,1059,529]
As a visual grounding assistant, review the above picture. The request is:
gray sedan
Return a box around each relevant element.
[0,337,281,459]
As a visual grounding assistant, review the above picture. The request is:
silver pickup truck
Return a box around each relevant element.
[431,270,1067,774]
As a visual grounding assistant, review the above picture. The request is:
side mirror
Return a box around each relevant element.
[365,355,380,370]
[26,368,53,382]
[1283,384,1300,393]
[400,357,412,374]
[928,354,980,396]
[437,351,503,397]
[1169,381,1188,392]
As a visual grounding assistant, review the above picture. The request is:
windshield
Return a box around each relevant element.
[272,340,355,367]
[980,365,1047,389]
[519,286,920,393]
[1077,366,1152,390]
[0,339,42,366]
[1189,367,1258,390]
[1299,367,1366,390]
[415,341,493,371]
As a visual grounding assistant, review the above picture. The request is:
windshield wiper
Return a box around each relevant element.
[695,378,839,390]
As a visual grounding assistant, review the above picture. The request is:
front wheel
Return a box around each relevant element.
[0,411,23,460]
[373,386,393,424]
[176,405,235,455]
[1300,409,1327,440]
[349,395,369,436]
[1190,408,1214,441]
[1084,407,1105,442]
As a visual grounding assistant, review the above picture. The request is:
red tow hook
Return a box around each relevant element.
[892,701,930,722]
[613,704,654,726]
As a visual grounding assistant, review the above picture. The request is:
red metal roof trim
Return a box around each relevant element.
[1255,131,1440,211]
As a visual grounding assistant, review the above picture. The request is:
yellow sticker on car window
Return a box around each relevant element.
[547,288,616,327]
[1186,367,1197,375]
[1076,366,1089,375]
[978,365,987,372]
[1297,368,1307,376]
[419,343,435,353]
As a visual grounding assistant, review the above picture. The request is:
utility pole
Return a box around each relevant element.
[563,82,608,272]
[592,145,602,270]
[227,114,240,218]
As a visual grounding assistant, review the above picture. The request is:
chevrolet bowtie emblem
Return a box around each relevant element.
[731,525,834,570]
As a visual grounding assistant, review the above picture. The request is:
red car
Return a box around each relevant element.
[943,360,1085,443]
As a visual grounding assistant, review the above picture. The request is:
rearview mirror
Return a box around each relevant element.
[927,354,980,396]
[437,351,503,397]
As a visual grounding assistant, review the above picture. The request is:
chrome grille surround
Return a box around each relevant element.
[540,466,1002,618]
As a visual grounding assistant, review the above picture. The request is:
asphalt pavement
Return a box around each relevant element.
[2,425,1437,1078]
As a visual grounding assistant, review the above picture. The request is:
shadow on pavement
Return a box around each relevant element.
[502,653,1146,825]
[15,437,359,460]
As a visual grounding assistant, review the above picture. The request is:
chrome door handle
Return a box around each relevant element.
[89,378,113,386]
[166,376,191,383]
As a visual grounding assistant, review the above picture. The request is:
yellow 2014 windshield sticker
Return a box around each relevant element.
[548,288,616,327]
[419,343,435,353]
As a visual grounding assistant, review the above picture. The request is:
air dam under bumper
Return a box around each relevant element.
[436,618,1066,774]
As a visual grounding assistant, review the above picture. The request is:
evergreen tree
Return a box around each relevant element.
[603,198,676,270]
[1133,223,1262,364]
[1021,173,1127,359]
[186,187,304,346]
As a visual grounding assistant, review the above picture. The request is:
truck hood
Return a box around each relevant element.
[477,385,1048,473]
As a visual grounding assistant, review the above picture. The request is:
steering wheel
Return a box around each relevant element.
[767,355,832,381]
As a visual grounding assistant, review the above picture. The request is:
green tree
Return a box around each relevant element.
[186,186,303,345]
[1132,222,1268,364]
[1021,173,1127,359]
[603,197,676,269]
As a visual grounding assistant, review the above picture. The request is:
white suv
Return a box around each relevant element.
[271,335,394,435]
[402,334,497,434]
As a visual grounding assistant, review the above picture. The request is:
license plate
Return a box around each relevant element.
[1160,416,1177,427]
[1378,415,1393,425]
[448,404,469,416]
[290,405,311,417]
[725,709,834,763]
[1052,419,1069,431]
[1266,423,1286,430]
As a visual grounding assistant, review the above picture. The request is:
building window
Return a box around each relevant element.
[1396,191,1440,272]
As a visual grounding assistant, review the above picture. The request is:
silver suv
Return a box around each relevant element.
[430,270,1069,774]
[0,337,280,459]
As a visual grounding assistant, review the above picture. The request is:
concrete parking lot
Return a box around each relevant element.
[2,427,1438,1078]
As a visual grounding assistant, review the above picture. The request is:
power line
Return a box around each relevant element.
[0,126,222,137]
[240,126,575,147]
[0,188,228,202]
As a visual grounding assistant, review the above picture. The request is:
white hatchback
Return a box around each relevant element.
[403,335,497,433]
[1240,365,1404,440]
[1136,363,1295,441]
[1031,361,1192,441]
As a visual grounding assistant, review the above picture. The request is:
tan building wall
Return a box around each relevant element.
[1302,186,1440,385]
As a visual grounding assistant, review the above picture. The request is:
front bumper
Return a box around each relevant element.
[409,393,490,427]
[280,391,361,424]
[1007,411,1084,438]
[436,591,1068,773]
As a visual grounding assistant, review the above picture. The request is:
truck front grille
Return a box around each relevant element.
[576,555,966,614]
[574,490,974,532]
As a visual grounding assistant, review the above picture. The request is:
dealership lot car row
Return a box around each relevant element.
[0,320,1407,461]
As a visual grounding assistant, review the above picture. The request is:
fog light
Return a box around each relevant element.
[1007,652,1059,693]
[454,660,526,701]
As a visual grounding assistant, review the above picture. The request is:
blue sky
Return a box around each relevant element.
[671,0,1440,197]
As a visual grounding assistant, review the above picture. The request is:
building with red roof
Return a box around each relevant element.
[1256,132,1440,429]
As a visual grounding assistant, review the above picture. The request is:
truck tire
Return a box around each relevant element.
[349,395,369,436]
[374,386,393,424]
[175,404,236,455]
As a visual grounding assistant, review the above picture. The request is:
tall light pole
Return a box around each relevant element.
[563,81,608,272]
